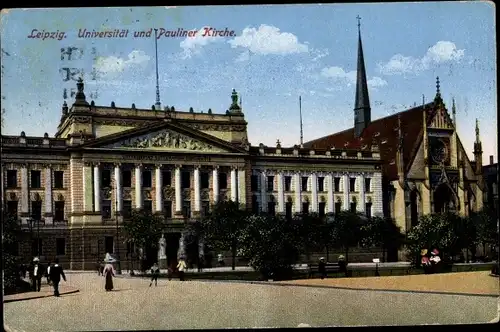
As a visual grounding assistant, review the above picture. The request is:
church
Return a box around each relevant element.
[304,23,485,237]
[1,78,384,270]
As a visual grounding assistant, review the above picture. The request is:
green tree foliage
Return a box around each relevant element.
[472,209,498,256]
[238,214,302,280]
[360,216,404,262]
[332,210,365,262]
[2,213,22,293]
[122,209,164,254]
[195,200,249,270]
[295,212,326,260]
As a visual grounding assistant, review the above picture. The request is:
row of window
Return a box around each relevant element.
[250,198,373,219]
[6,170,65,189]
[250,175,372,193]
[7,201,65,222]
[12,237,116,257]
[101,199,211,219]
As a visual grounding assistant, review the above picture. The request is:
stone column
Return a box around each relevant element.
[230,167,238,202]
[115,164,123,213]
[93,164,101,212]
[358,173,366,213]
[212,167,219,203]
[277,172,285,213]
[294,173,301,213]
[260,170,268,212]
[237,169,246,207]
[83,163,93,212]
[343,174,350,211]
[135,165,143,210]
[175,165,182,213]
[20,166,29,219]
[44,167,53,223]
[155,165,163,213]
[327,174,334,213]
[311,173,318,212]
[194,166,201,212]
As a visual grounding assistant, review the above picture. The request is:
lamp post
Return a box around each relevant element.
[115,185,122,274]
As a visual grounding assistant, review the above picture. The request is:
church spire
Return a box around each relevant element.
[154,28,162,110]
[354,15,371,138]
[474,118,483,174]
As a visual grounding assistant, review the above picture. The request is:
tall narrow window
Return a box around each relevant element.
[162,171,171,187]
[349,178,356,192]
[181,172,191,189]
[163,201,172,218]
[251,195,259,214]
[7,201,18,217]
[285,202,293,220]
[318,177,325,192]
[122,170,132,188]
[201,172,209,189]
[105,236,114,254]
[123,200,132,218]
[54,201,65,222]
[335,201,342,214]
[302,202,309,214]
[350,202,357,213]
[7,170,17,188]
[56,238,66,255]
[102,200,112,219]
[365,178,371,192]
[301,177,308,192]
[142,171,152,188]
[219,173,228,189]
[54,171,64,189]
[30,170,41,188]
[319,202,326,217]
[267,176,274,192]
[334,177,340,192]
[31,201,42,220]
[144,200,153,213]
[284,176,292,192]
[101,169,111,188]
[251,175,258,191]
[365,202,372,218]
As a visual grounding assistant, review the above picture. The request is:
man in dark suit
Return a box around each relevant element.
[29,257,45,292]
[49,258,67,297]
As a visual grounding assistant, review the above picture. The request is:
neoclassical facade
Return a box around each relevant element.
[1,79,383,269]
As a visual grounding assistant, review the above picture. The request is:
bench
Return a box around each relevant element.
[308,262,345,278]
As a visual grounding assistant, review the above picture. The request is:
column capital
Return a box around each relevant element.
[193,165,201,171]
[175,164,182,169]
[93,162,101,167]
[134,163,143,168]
[212,165,220,170]
[43,163,53,169]
[114,162,122,168]
[155,163,163,169]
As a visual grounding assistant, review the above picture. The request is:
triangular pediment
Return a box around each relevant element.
[81,121,246,154]
[428,108,454,130]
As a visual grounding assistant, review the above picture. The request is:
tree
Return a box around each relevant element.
[238,214,302,280]
[122,209,164,266]
[2,213,22,293]
[295,212,325,261]
[196,200,249,270]
[332,210,364,263]
[472,209,498,258]
[361,216,404,262]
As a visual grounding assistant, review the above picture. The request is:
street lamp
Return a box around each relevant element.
[115,184,122,274]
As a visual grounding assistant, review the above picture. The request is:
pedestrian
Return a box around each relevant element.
[46,261,52,285]
[30,257,44,292]
[177,257,187,281]
[149,262,160,287]
[49,258,67,297]
[421,249,431,274]
[338,255,347,277]
[430,249,441,274]
[167,262,174,281]
[198,255,204,273]
[318,257,327,279]
[217,253,225,267]
[103,256,116,291]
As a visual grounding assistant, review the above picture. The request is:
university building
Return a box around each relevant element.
[1,78,384,269]
[304,24,485,242]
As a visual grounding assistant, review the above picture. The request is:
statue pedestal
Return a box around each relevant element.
[158,257,168,269]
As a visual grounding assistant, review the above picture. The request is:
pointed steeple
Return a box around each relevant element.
[452,98,456,126]
[354,15,371,138]
[154,29,162,110]
[433,76,444,107]
[474,119,483,173]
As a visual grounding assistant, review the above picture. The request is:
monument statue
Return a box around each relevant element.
[158,234,167,259]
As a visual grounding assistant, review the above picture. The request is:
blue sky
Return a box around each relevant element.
[1,3,496,164]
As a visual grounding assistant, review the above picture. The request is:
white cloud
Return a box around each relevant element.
[94,50,150,77]
[235,51,251,63]
[321,66,387,89]
[311,48,329,62]
[228,24,308,56]
[179,27,227,59]
[378,41,465,75]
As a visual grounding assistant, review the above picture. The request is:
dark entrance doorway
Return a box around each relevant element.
[410,190,419,227]
[166,233,180,269]
[433,184,456,213]
[184,233,201,269]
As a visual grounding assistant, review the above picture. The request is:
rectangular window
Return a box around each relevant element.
[201,172,209,189]
[302,202,309,214]
[31,201,42,220]
[350,202,357,213]
[101,169,111,188]
[30,170,41,188]
[202,201,210,217]
[267,176,274,192]
[105,236,114,254]
[54,171,64,189]
[267,201,276,216]
[301,177,308,192]
[219,173,228,189]
[319,202,326,217]
[365,178,371,192]
[252,195,259,214]
[56,238,66,256]
[32,239,43,256]
[335,201,342,214]
[142,171,152,188]
[7,201,18,217]
[122,170,132,187]
[318,177,325,192]
[284,176,292,192]
[7,170,17,188]
[102,200,112,219]
[365,202,372,218]
[181,172,190,189]
[54,201,65,222]
[163,201,172,218]
[162,171,171,187]
[144,200,153,213]
[349,178,356,192]
[285,202,293,220]
[251,175,259,191]
[123,200,132,218]
[182,201,191,218]
[334,177,340,192]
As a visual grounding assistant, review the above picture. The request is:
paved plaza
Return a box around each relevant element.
[4,272,499,331]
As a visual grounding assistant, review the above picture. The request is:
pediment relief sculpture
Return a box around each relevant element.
[108,129,224,152]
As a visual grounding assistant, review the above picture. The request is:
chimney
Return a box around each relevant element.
[490,155,494,165]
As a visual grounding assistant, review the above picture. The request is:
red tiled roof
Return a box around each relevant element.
[304,102,437,181]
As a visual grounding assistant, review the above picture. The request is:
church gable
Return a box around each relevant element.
[428,108,454,130]
[406,137,426,179]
